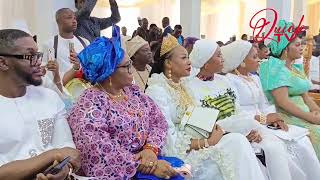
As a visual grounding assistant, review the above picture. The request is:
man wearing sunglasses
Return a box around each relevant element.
[0,29,80,179]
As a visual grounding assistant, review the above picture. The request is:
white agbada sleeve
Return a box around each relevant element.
[51,92,75,149]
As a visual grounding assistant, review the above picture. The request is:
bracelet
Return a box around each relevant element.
[204,139,210,148]
[143,144,159,156]
[197,139,201,150]
[259,114,267,124]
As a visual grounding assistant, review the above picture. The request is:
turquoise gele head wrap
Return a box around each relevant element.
[268,19,295,57]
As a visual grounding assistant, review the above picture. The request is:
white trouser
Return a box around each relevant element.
[252,128,293,180]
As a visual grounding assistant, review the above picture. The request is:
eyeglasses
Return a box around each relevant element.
[0,52,43,66]
[117,60,133,74]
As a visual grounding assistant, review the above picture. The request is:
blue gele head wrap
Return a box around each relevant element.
[78,25,125,84]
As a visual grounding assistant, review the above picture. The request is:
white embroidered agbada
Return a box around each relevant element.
[0,86,75,166]
[220,40,320,180]
[226,73,320,180]
[146,45,264,179]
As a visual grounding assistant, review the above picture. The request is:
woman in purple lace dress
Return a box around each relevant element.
[67,26,177,179]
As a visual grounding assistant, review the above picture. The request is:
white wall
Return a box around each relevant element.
[0,0,75,45]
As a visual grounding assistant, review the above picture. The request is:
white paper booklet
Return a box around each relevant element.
[265,125,309,141]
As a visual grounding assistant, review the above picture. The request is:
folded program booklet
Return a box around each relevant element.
[180,106,220,138]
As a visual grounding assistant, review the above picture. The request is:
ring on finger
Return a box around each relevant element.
[148,161,154,167]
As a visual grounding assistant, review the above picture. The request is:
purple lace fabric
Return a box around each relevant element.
[67,85,168,179]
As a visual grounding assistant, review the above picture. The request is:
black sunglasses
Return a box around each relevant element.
[0,52,43,65]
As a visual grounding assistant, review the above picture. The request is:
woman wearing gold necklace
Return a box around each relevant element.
[259,20,320,160]
[222,40,320,180]
[146,34,264,180]
[67,26,178,179]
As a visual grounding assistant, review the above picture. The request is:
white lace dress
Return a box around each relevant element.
[146,73,265,180]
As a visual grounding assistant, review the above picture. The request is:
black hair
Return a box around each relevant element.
[174,25,182,29]
[217,41,224,47]
[149,24,157,29]
[0,29,31,53]
[241,34,248,39]
[258,43,267,50]
[55,8,72,23]
[149,42,174,77]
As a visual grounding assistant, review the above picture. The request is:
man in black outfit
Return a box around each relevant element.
[74,0,121,42]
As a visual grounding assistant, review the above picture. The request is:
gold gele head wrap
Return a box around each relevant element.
[160,34,180,57]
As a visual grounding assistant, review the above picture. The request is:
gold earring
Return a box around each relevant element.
[168,68,172,80]
[109,77,112,86]
[240,62,246,68]
[284,51,288,59]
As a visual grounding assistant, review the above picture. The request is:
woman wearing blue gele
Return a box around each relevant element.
[67,25,186,179]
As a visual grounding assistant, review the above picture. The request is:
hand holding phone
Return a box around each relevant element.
[43,156,71,176]
[69,42,75,54]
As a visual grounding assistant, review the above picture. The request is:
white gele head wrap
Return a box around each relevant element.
[221,40,252,73]
[189,39,218,69]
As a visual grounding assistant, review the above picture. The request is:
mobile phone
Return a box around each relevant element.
[267,124,281,130]
[48,48,55,62]
[253,147,266,166]
[43,156,71,175]
[69,42,75,53]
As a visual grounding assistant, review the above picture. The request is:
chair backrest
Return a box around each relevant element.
[303,34,314,77]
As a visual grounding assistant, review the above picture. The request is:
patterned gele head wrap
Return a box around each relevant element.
[78,25,125,84]
[268,19,295,57]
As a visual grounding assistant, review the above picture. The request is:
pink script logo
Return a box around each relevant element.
[249,8,306,43]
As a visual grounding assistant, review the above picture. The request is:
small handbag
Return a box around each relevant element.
[180,106,220,139]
